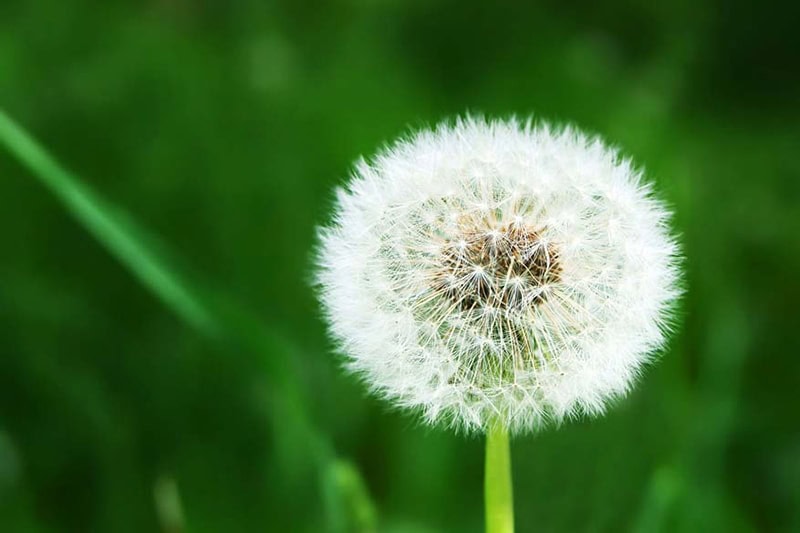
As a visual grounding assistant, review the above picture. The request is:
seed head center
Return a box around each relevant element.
[435,221,560,313]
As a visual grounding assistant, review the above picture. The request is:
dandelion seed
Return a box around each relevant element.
[316,116,680,435]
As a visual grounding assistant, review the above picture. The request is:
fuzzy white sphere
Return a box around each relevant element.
[316,117,680,434]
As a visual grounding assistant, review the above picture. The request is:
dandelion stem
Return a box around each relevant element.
[485,423,514,533]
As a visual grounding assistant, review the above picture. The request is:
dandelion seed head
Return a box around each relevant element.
[316,116,681,434]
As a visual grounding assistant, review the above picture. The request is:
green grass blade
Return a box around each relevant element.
[0,108,215,333]
[323,459,378,533]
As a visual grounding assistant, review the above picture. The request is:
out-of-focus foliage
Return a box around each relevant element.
[0,1,798,531]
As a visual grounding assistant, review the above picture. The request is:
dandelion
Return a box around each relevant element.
[315,116,680,532]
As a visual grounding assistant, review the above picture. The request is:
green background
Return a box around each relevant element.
[1,1,798,531]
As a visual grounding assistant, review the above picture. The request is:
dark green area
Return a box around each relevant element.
[1,1,798,531]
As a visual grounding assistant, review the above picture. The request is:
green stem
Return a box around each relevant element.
[485,424,514,533]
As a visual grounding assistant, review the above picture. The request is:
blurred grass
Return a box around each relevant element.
[1,1,799,532]
[0,107,375,531]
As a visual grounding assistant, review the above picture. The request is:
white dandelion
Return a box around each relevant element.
[316,116,680,436]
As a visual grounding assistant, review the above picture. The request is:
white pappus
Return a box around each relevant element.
[316,116,681,434]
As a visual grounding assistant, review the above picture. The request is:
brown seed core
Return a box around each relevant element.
[433,222,561,313]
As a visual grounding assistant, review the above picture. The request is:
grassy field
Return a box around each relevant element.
[1,1,798,531]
